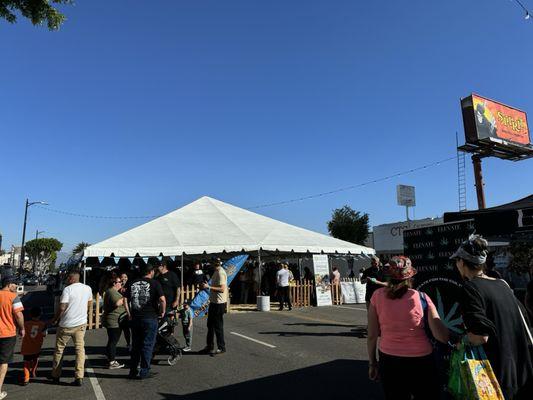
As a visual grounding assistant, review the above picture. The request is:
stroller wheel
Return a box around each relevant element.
[167,350,182,366]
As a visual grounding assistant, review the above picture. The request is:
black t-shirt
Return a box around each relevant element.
[125,277,164,319]
[156,271,180,306]
[459,277,533,398]
[362,266,384,302]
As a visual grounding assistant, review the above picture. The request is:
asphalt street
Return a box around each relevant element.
[4,304,384,400]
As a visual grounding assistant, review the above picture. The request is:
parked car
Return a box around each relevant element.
[23,274,39,286]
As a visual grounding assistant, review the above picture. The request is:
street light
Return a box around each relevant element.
[19,199,48,275]
[35,230,45,239]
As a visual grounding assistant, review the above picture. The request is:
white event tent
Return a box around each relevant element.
[84,196,375,258]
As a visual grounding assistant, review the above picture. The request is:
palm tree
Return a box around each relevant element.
[72,241,90,255]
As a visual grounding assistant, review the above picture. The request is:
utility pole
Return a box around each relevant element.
[19,199,48,276]
[472,155,486,209]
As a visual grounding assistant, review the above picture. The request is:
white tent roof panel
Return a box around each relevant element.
[84,197,375,257]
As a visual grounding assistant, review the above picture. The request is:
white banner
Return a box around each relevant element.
[340,281,366,304]
[312,254,332,306]
[340,282,356,304]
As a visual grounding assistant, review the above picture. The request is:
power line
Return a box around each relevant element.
[35,205,160,220]
[511,0,532,20]
[249,156,457,209]
[35,155,456,218]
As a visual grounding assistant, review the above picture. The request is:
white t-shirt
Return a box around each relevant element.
[276,269,290,287]
[59,282,93,328]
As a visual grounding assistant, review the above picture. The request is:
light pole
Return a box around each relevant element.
[35,230,45,239]
[19,199,48,276]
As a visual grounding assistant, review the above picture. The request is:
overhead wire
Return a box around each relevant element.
[34,155,457,218]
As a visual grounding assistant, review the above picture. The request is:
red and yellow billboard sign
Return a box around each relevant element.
[470,94,530,146]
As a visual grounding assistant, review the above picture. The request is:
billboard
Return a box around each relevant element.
[461,94,530,148]
[396,184,416,207]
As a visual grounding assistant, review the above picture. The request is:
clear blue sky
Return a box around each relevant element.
[1,0,532,252]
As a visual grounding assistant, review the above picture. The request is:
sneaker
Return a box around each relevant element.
[0,391,7,400]
[109,361,124,369]
[182,347,191,352]
[210,349,226,356]
[47,375,60,384]
[73,378,83,387]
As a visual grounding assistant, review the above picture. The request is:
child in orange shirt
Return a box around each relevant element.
[20,307,47,385]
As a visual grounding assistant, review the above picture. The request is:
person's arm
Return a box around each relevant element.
[52,303,67,326]
[123,298,132,320]
[459,283,491,346]
[172,284,180,309]
[159,296,166,318]
[15,311,25,337]
[427,301,450,343]
[367,303,380,381]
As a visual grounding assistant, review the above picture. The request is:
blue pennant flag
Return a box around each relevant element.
[113,257,120,264]
[169,256,176,261]
[127,257,134,263]
[97,256,104,263]
[189,254,249,318]
[142,257,149,263]
[157,256,163,261]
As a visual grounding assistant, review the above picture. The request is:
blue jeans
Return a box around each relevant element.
[130,318,158,378]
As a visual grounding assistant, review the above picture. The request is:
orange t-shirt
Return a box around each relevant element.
[0,290,24,338]
[21,320,46,355]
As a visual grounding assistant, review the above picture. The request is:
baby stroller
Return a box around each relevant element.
[154,309,182,365]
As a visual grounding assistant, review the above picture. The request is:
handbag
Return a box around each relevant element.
[454,344,505,400]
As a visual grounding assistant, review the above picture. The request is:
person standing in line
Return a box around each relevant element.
[179,300,193,352]
[102,275,126,369]
[0,276,25,400]
[200,259,227,355]
[118,272,131,350]
[367,256,449,400]
[361,255,388,310]
[453,235,533,399]
[276,264,292,311]
[189,263,207,286]
[123,264,165,380]
[238,268,250,304]
[50,270,93,386]
[156,260,181,311]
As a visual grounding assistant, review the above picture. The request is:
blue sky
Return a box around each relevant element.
[1,0,532,253]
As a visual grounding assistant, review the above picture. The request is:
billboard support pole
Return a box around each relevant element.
[472,155,486,209]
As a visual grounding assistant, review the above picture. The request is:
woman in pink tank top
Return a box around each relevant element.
[367,256,449,400]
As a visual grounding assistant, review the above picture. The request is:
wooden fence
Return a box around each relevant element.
[86,279,355,330]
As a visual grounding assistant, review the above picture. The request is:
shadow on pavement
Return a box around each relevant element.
[284,322,357,328]
[157,359,383,400]
[258,326,367,338]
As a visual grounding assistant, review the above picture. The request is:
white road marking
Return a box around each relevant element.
[86,365,106,400]
[335,305,367,311]
[230,332,277,348]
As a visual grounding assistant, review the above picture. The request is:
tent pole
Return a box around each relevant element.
[180,252,184,305]
[257,249,261,295]
[82,261,86,284]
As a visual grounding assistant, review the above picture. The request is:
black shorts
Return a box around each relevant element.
[0,336,17,364]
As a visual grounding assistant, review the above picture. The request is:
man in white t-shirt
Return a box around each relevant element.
[276,264,292,311]
[50,270,92,386]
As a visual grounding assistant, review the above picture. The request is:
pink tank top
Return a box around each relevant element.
[371,288,434,357]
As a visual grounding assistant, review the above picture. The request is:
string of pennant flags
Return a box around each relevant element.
[89,253,372,264]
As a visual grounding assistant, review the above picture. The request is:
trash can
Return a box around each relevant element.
[257,295,270,312]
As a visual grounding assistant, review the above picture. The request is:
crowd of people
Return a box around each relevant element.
[0,236,532,399]
[366,235,533,400]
